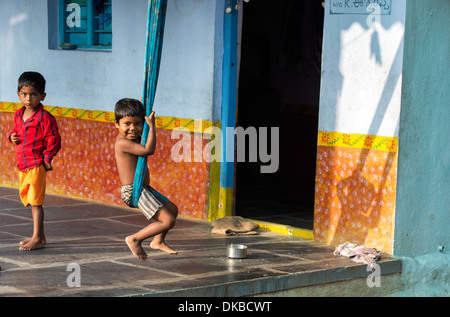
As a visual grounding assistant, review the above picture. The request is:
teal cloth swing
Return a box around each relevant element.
[131,0,168,207]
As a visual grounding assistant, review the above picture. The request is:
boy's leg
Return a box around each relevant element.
[20,206,47,246]
[126,206,177,260]
[150,201,178,254]
[20,205,45,251]
[19,165,47,248]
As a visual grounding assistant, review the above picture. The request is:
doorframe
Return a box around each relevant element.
[218,0,239,219]
[217,1,317,241]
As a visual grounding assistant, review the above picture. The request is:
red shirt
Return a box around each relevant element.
[8,104,62,172]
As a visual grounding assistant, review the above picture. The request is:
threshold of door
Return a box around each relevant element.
[247,219,314,240]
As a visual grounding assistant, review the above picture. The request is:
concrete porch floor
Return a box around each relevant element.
[0,186,402,297]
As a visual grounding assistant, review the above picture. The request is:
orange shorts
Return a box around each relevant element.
[19,165,47,207]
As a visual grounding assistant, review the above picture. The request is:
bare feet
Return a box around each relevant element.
[20,236,46,246]
[150,240,178,255]
[125,236,149,260]
[19,238,45,251]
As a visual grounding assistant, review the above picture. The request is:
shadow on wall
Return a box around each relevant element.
[314,1,404,253]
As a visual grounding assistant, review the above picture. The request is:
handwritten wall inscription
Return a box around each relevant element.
[330,0,392,15]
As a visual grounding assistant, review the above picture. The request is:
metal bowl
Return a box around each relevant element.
[227,244,247,259]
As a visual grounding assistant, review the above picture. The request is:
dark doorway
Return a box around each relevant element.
[235,0,324,229]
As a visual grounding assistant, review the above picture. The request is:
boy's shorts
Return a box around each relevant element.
[19,165,47,207]
[121,185,169,220]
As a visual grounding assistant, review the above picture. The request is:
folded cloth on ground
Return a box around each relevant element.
[333,242,381,270]
[210,216,259,236]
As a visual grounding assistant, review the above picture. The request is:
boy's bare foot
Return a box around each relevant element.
[19,238,45,251]
[150,240,178,255]
[125,236,149,260]
[20,237,46,246]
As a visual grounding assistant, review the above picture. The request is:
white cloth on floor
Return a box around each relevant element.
[333,242,381,270]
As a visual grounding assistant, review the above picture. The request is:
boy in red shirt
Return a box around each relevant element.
[8,72,61,251]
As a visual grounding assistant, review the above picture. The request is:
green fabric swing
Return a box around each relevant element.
[131,0,168,207]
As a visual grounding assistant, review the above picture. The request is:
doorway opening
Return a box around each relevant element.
[235,0,324,230]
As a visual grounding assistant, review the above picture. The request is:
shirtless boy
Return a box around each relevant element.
[114,98,178,260]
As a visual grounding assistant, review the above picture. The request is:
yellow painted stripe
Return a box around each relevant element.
[0,101,217,134]
[208,161,221,222]
[248,219,314,240]
[318,131,398,152]
[216,187,234,220]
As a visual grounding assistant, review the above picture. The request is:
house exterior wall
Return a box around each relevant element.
[394,0,450,257]
[0,0,225,221]
[316,0,449,265]
[314,0,406,254]
[391,0,450,294]
[0,0,221,119]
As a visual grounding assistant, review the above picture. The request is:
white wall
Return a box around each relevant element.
[0,0,223,121]
[319,0,406,137]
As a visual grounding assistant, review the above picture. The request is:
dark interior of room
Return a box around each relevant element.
[235,0,324,229]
